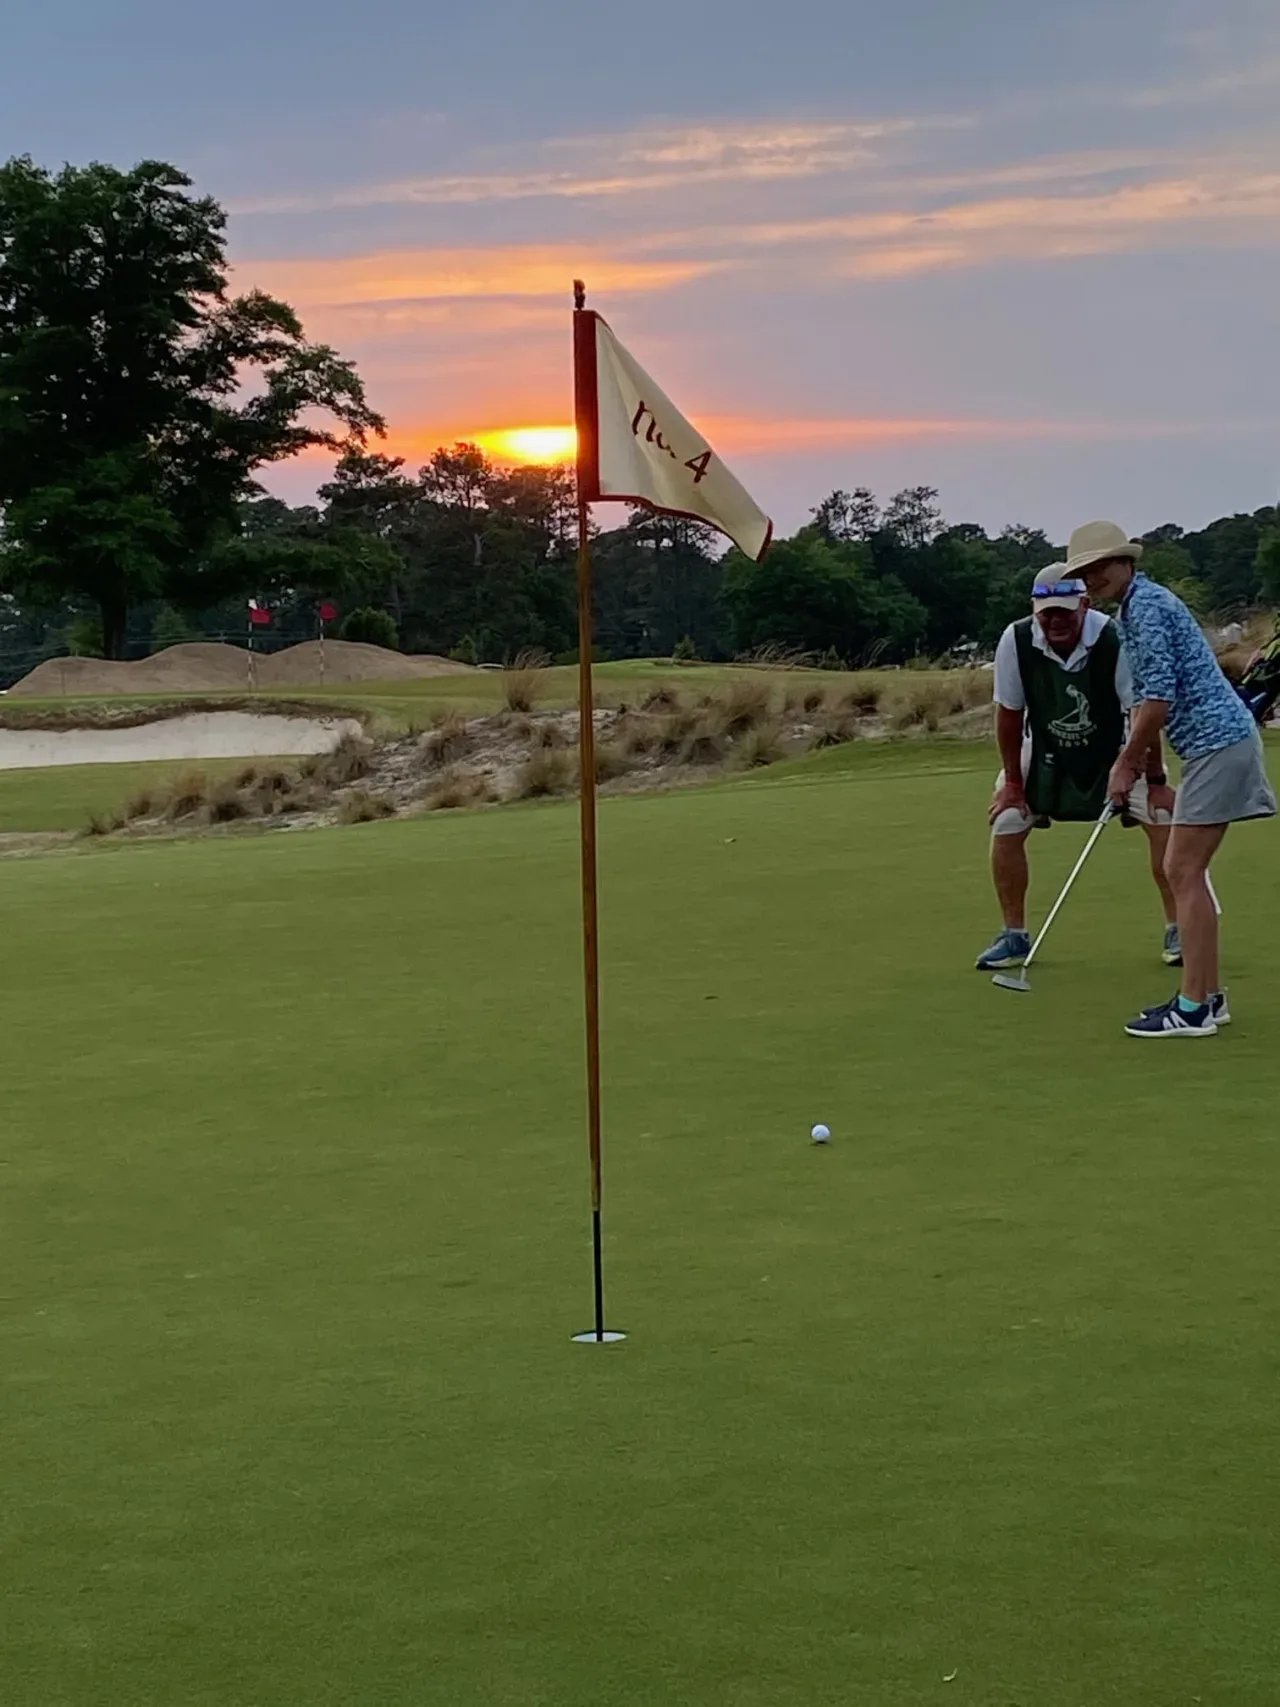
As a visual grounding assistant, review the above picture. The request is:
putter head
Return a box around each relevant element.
[991,971,1031,992]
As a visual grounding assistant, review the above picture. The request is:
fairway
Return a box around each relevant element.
[4,742,1279,1706]
[0,657,965,736]
[0,757,250,833]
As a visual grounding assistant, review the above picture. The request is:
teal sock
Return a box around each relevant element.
[1176,993,1206,1015]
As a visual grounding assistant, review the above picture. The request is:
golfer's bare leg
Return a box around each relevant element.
[1164,824,1228,1003]
[1140,824,1177,925]
[992,829,1031,930]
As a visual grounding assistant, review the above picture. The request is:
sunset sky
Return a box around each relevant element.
[4,0,1279,539]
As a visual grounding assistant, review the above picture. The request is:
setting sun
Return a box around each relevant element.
[479,425,577,466]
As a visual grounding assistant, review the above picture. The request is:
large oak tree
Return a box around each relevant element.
[0,156,384,656]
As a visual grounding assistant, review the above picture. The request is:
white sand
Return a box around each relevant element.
[0,713,363,770]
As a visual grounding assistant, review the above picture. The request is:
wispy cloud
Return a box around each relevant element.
[632,164,1280,277]
[286,298,566,342]
[229,118,947,217]
[1122,52,1280,108]
[241,155,1280,341]
[841,170,1280,276]
[239,246,717,308]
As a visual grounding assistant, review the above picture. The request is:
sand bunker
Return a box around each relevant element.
[9,640,475,697]
[0,712,363,770]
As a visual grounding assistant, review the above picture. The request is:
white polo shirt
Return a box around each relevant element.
[992,610,1135,714]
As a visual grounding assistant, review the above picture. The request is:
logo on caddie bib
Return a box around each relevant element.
[1048,684,1095,748]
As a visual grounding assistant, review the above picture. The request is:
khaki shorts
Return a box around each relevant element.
[991,771,1172,837]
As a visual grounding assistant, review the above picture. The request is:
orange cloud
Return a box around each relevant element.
[238,246,716,309]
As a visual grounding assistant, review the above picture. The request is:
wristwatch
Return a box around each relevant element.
[1146,771,1167,786]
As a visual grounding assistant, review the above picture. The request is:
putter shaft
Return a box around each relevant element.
[993,803,1116,990]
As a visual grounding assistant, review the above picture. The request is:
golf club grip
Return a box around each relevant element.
[1022,809,1114,974]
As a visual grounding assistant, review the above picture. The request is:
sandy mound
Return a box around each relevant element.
[9,640,474,697]
[260,640,474,685]
[12,645,247,697]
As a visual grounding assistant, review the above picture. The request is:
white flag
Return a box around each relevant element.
[576,312,772,560]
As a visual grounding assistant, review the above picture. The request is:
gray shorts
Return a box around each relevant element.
[1174,729,1277,826]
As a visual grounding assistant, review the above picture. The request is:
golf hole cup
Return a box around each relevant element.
[811,1124,831,1145]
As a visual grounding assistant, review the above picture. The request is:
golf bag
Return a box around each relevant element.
[1233,624,1280,726]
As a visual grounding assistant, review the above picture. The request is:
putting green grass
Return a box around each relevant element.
[4,742,1279,1706]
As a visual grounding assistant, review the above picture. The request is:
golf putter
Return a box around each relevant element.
[992,803,1118,992]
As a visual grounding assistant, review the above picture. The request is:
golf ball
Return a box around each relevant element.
[810,1124,831,1144]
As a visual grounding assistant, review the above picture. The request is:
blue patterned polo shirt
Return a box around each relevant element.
[1118,574,1254,761]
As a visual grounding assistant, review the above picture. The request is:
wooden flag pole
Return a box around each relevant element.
[571,279,623,1346]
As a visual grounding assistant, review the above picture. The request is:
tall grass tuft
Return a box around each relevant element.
[511,746,577,799]
[502,649,550,713]
[338,789,396,824]
[421,709,472,765]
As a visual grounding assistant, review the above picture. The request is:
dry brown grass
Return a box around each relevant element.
[164,768,212,820]
[839,681,883,716]
[424,765,491,811]
[886,673,991,733]
[205,781,250,824]
[811,709,861,749]
[423,706,474,761]
[512,746,577,799]
[300,734,372,787]
[734,720,787,768]
[502,649,550,713]
[420,709,472,765]
[733,644,817,670]
[719,677,775,733]
[655,704,701,756]
[679,726,730,767]
[593,741,631,783]
[249,768,297,815]
[337,788,396,824]
[615,712,661,758]
[641,685,680,713]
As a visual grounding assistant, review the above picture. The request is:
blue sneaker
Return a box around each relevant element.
[1162,924,1182,966]
[1139,990,1231,1027]
[975,927,1031,971]
[1125,997,1217,1038]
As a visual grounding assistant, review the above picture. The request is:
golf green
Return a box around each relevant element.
[4,742,1278,1705]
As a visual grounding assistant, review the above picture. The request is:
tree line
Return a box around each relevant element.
[2,153,1278,681]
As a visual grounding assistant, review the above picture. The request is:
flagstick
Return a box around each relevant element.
[576,499,606,1342]
[571,279,623,1346]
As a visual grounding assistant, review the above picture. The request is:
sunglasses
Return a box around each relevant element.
[1032,582,1084,600]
